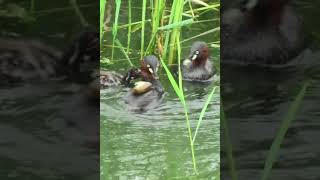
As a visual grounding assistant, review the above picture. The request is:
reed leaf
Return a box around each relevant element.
[221,103,238,180]
[261,81,310,180]
[100,0,106,45]
[167,0,184,64]
[158,19,194,30]
[159,56,197,173]
[193,86,217,143]
[126,0,132,54]
[69,0,88,27]
[30,0,35,14]
[111,0,121,61]
[180,27,220,44]
[115,39,134,66]
[141,0,147,58]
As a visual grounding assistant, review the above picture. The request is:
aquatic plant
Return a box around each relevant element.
[101,0,220,176]
[100,0,106,44]
[261,81,310,180]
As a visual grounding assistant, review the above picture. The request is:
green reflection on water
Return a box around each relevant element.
[101,0,220,179]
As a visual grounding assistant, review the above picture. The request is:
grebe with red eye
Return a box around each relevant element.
[125,55,164,112]
[221,0,305,66]
[0,30,99,84]
[182,41,215,81]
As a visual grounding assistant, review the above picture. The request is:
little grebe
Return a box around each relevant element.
[0,30,98,84]
[221,0,305,65]
[182,41,215,81]
[125,55,164,112]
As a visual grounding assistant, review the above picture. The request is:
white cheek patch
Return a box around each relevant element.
[191,54,198,60]
[192,50,200,61]
[148,68,154,74]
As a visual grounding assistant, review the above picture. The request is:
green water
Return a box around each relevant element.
[0,1,99,179]
[101,76,220,179]
[101,0,220,179]
[220,2,320,179]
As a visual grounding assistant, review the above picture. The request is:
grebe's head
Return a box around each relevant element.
[140,55,163,93]
[140,55,160,81]
[222,0,290,34]
[61,30,99,78]
[188,41,210,67]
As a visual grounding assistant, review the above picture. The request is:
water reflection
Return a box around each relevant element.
[101,73,220,179]
[0,82,99,179]
[221,57,320,179]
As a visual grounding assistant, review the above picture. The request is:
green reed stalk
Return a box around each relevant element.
[151,0,159,53]
[145,0,166,55]
[30,0,35,14]
[167,0,184,64]
[115,39,134,66]
[177,35,197,172]
[187,0,195,18]
[221,104,238,180]
[193,86,217,143]
[144,0,157,55]
[141,0,147,59]
[145,19,195,55]
[261,81,309,180]
[164,0,183,64]
[180,27,220,44]
[158,19,194,30]
[162,0,176,59]
[111,0,121,61]
[70,0,89,27]
[176,35,183,91]
[100,0,106,45]
[34,4,96,15]
[126,0,132,54]
[159,55,197,173]
[145,33,157,55]
[114,4,219,30]
[150,0,154,19]
[158,35,198,173]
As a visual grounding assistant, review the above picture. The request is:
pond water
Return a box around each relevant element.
[100,1,220,179]
[0,0,99,179]
[221,63,320,179]
[0,82,99,179]
[101,65,220,179]
[221,2,320,179]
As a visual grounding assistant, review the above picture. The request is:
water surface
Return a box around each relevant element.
[100,1,220,178]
